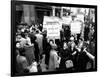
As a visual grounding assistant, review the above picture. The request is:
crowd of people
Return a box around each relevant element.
[15,19,95,74]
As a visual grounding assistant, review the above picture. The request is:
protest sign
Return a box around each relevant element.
[43,16,62,39]
[75,14,84,22]
[61,16,72,25]
[70,21,82,34]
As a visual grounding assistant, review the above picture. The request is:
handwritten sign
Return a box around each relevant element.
[75,14,84,22]
[61,16,72,25]
[43,16,62,39]
[71,21,82,34]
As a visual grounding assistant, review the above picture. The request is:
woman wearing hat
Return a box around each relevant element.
[48,40,61,71]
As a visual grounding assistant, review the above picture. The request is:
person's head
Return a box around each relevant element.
[36,30,39,34]
[40,24,42,27]
[17,28,21,33]
[49,39,54,46]
[65,26,68,30]
[70,36,75,42]
[24,29,29,33]
[78,38,84,49]
[26,28,30,33]
[16,49,20,56]
[21,32,26,38]
[70,36,75,47]
[32,28,36,32]
[33,36,37,42]
[21,28,25,32]
[24,32,29,38]
[79,38,83,43]
[16,43,21,49]
[63,42,68,50]
[16,34,22,40]
[71,42,75,48]
[51,43,57,50]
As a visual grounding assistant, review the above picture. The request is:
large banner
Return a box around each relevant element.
[43,16,62,39]
[70,21,82,34]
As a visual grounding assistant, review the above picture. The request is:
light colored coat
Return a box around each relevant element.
[35,34,43,55]
[48,50,60,71]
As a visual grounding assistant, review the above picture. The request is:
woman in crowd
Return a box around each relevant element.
[68,36,77,55]
[48,40,61,71]
[67,36,78,71]
[42,33,51,68]
[16,33,26,48]
[59,41,73,71]
[31,36,40,63]
[16,32,32,48]
[16,48,29,74]
[24,31,32,46]
[35,30,43,57]
[73,38,92,71]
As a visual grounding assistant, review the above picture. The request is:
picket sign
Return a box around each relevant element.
[75,14,84,23]
[61,16,72,25]
[70,20,82,34]
[43,16,62,40]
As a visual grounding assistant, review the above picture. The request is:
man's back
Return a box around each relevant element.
[35,34,43,55]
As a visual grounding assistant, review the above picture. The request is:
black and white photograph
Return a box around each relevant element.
[11,0,97,76]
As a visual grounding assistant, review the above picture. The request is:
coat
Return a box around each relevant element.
[59,48,72,70]
[16,54,29,73]
[48,50,59,71]
[35,34,43,55]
